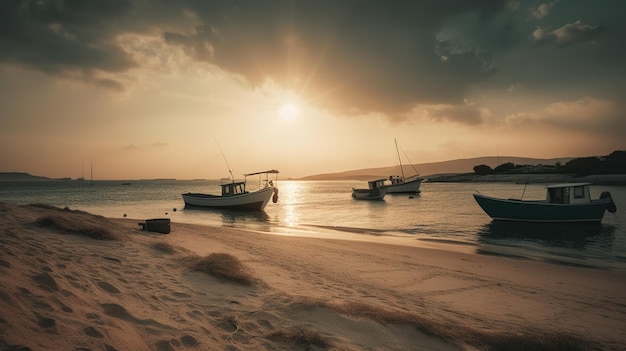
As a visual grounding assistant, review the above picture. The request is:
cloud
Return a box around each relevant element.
[96,78,125,92]
[3,0,623,126]
[504,97,626,139]
[532,2,555,20]
[0,1,511,120]
[409,101,488,125]
[122,144,139,151]
[532,20,603,46]
[161,1,509,117]
[121,142,169,151]
[0,0,139,89]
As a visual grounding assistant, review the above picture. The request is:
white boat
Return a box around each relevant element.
[385,139,422,194]
[386,174,422,194]
[182,170,279,211]
[352,179,387,200]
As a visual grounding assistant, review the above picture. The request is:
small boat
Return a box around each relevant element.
[473,183,617,223]
[385,139,422,194]
[182,170,279,211]
[352,179,387,200]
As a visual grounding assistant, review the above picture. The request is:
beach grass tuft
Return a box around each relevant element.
[34,215,119,240]
[182,253,257,285]
[266,326,331,348]
[481,332,593,351]
[28,203,96,216]
[151,241,176,254]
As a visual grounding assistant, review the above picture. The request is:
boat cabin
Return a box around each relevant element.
[388,175,403,185]
[368,179,387,190]
[221,181,248,197]
[545,183,592,204]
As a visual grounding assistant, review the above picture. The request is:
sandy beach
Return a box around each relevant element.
[1,202,625,350]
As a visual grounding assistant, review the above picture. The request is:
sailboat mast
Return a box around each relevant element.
[395,139,405,180]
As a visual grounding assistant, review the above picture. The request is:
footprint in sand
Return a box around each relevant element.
[96,281,121,294]
[84,326,104,338]
[31,272,58,292]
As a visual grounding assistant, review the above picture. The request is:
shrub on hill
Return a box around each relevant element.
[473,164,494,175]
[473,150,626,175]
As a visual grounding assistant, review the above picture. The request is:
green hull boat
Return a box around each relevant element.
[473,183,617,223]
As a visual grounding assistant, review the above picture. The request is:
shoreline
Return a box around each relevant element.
[1,202,625,350]
[424,173,626,185]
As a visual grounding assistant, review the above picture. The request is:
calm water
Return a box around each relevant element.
[1,179,625,271]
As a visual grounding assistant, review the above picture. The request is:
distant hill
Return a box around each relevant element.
[298,156,573,181]
[0,172,51,181]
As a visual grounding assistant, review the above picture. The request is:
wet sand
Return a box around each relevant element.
[1,202,624,350]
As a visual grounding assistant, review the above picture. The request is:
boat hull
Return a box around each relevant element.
[182,186,275,211]
[386,177,422,194]
[352,188,386,200]
[473,193,611,223]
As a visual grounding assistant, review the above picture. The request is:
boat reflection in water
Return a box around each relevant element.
[475,221,618,268]
[181,206,271,230]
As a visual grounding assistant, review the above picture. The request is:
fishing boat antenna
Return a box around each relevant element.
[215,140,234,182]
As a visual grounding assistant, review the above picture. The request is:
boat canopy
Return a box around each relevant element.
[244,170,279,176]
[545,182,592,189]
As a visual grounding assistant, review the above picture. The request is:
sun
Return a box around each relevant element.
[278,102,300,121]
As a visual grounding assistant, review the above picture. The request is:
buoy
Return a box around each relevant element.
[272,188,279,203]
[173,208,177,212]
[123,213,127,217]
[600,192,617,213]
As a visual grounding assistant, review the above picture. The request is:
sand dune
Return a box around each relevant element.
[1,203,624,350]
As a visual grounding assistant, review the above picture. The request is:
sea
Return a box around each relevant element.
[1,179,625,272]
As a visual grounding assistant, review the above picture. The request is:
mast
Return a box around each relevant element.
[395,138,405,180]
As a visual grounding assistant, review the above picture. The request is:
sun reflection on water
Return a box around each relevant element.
[276,181,305,227]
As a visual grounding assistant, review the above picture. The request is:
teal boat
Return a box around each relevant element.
[473,183,617,223]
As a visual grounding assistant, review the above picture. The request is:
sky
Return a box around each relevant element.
[1,0,625,180]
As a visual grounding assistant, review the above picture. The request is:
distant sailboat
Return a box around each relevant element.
[385,139,422,194]
[76,161,85,181]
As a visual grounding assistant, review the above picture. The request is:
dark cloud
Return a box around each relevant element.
[0,0,140,91]
[1,0,624,123]
[96,78,125,92]
[0,0,137,71]
[162,0,508,117]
